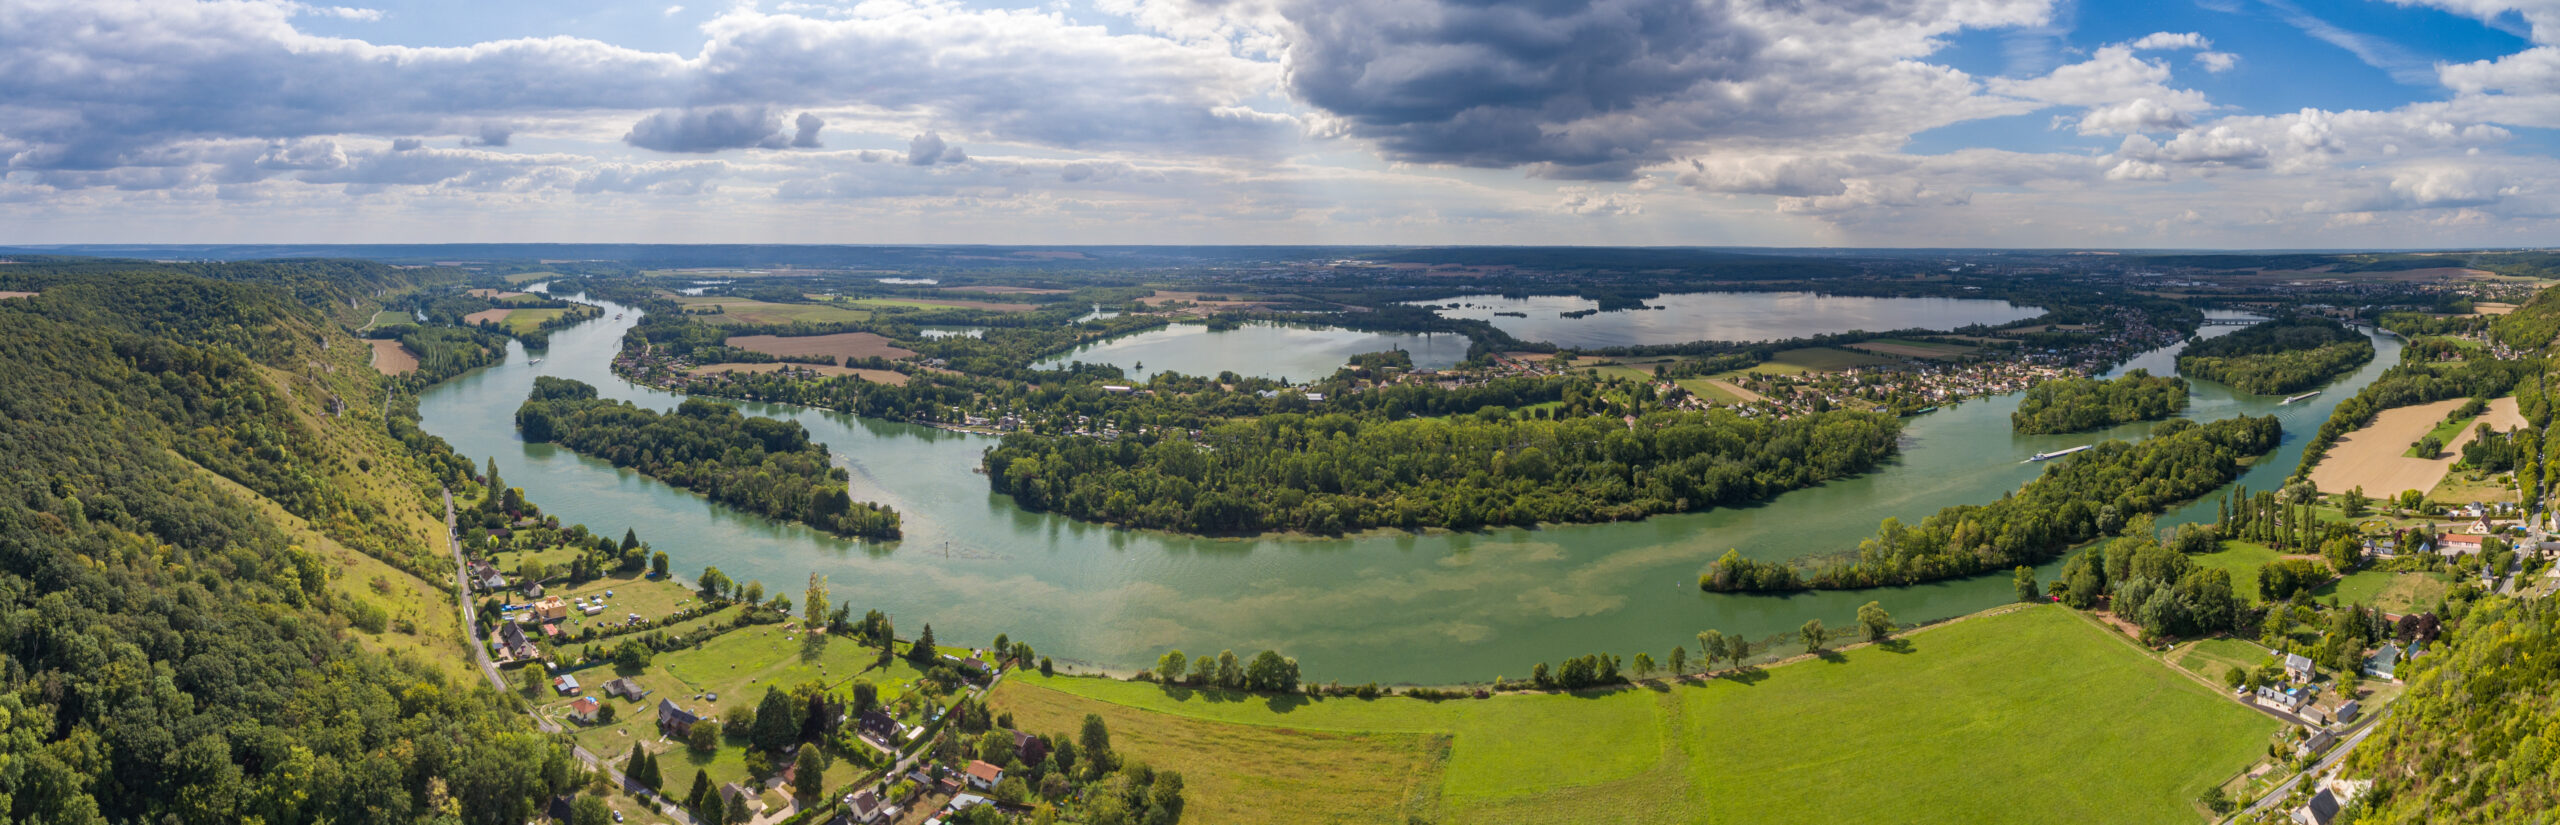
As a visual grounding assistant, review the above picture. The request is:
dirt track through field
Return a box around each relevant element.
[2309,396,2523,495]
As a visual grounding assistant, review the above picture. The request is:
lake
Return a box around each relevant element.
[418,305,2383,684]
[1419,291,2044,347]
[1034,321,1471,383]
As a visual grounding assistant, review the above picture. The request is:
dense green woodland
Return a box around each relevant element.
[2340,595,2560,823]
[517,378,902,539]
[983,407,1901,534]
[0,262,570,823]
[1704,415,2282,591]
[2176,316,2375,395]
[2010,370,2188,434]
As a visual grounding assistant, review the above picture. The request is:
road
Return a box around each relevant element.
[445,488,698,825]
[2238,711,2385,820]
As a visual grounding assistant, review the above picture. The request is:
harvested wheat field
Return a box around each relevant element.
[369,339,419,375]
[0,291,35,300]
[691,362,908,385]
[467,288,530,300]
[462,308,512,326]
[2310,397,2522,495]
[725,332,918,363]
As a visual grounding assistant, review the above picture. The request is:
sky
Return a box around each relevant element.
[10,0,2560,248]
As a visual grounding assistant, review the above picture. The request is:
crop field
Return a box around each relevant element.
[948,285,1069,295]
[723,332,918,363]
[690,362,910,385]
[990,606,2274,824]
[2323,571,2452,615]
[674,295,874,325]
[2306,397,2493,495]
[1720,346,1895,376]
[839,296,1035,312]
[369,339,419,374]
[1846,338,1977,359]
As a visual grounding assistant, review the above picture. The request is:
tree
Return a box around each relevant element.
[651,551,670,579]
[697,567,730,600]
[1800,619,1828,653]
[1155,650,1187,684]
[1215,650,1242,689]
[740,580,765,606]
[687,720,722,753]
[1244,650,1299,693]
[1857,601,1894,642]
[791,747,826,801]
[1724,635,1752,669]
[1080,713,1112,762]
[910,624,939,665]
[1667,645,1688,676]
[1040,657,1055,677]
[2014,566,2040,602]
[2416,435,2444,458]
[572,795,611,825]
[699,789,726,825]
[620,528,641,553]
[1631,652,1656,678]
[753,688,799,752]
[686,768,711,812]
[804,573,829,628]
[1696,630,1726,672]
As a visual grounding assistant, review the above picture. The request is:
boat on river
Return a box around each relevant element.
[2029,444,2092,462]
[1906,406,1938,416]
[528,358,542,365]
[2281,390,2320,404]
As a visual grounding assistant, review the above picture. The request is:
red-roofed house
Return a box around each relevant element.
[568,696,600,724]
[964,759,1003,791]
[2440,534,2488,554]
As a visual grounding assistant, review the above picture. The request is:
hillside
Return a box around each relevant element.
[0,261,568,822]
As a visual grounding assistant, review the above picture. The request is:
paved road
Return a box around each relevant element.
[2239,711,2385,820]
[445,488,697,825]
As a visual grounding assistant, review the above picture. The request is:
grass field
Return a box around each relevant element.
[675,295,873,325]
[2321,571,2452,614]
[2195,541,2286,602]
[2431,469,2520,505]
[2170,637,2273,684]
[2405,409,2482,457]
[723,332,919,363]
[1721,346,1894,376]
[990,606,2275,824]
[1847,338,1978,360]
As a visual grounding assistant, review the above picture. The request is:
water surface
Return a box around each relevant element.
[1420,291,2043,348]
[1036,322,1470,383]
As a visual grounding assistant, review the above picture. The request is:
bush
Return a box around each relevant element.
[689,720,723,753]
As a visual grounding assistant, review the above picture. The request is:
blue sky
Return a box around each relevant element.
[8,0,2560,247]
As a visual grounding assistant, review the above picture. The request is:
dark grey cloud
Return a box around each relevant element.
[791,113,824,148]
[465,124,513,147]
[623,107,790,153]
[1278,0,1761,178]
[391,137,425,151]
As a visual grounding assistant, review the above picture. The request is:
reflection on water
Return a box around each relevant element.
[418,305,2386,683]
[1420,291,2044,348]
[1036,322,1471,383]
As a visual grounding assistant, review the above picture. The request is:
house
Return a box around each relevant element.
[2296,728,2338,758]
[540,622,566,641]
[2439,533,2488,554]
[494,622,539,661]
[553,674,581,696]
[964,759,1003,791]
[470,562,506,592]
[1011,729,1048,765]
[535,596,569,622]
[2255,685,2310,713]
[959,657,992,677]
[522,581,545,598]
[2293,788,2341,825]
[842,789,892,825]
[2334,699,2362,724]
[721,782,767,816]
[568,696,600,724]
[602,678,649,701]
[2365,643,2401,681]
[657,699,700,736]
[858,709,904,741]
[2284,653,2317,683]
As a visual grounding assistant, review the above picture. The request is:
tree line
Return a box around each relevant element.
[2174,316,2374,395]
[983,407,1903,535]
[516,378,902,539]
[2010,369,2188,434]
[1704,415,2282,591]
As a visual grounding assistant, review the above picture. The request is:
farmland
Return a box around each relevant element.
[2323,571,2453,615]
[369,338,420,374]
[723,331,919,363]
[690,362,910,385]
[1846,337,1977,360]
[674,295,874,325]
[464,306,578,334]
[989,605,2274,824]
[838,296,1036,312]
[2306,397,2515,495]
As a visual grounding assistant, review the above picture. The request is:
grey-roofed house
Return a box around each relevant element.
[2255,685,2310,713]
[2365,643,2400,681]
[657,698,700,737]
[2284,653,2316,683]
[2293,788,2341,825]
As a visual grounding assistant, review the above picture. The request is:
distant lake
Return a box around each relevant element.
[1418,291,2043,347]
[1036,322,1469,383]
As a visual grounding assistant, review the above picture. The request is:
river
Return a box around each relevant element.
[418,304,2394,683]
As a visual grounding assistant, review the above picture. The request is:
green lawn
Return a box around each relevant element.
[2195,540,2287,602]
[2170,637,2273,684]
[992,606,2276,824]
[2406,411,2481,457]
[495,307,573,334]
[547,573,704,629]
[1718,347,1894,377]
[2321,571,2452,614]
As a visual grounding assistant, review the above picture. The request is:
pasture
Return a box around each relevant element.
[2323,571,2452,615]
[368,339,420,374]
[990,606,2274,824]
[2170,637,2274,684]
[1721,346,1894,376]
[690,362,910,385]
[723,332,918,363]
[2194,541,2286,602]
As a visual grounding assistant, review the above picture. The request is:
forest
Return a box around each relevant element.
[2174,316,2375,395]
[981,406,1903,534]
[1702,415,2282,591]
[0,261,575,823]
[515,378,903,539]
[2009,369,2189,434]
[2339,595,2560,822]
